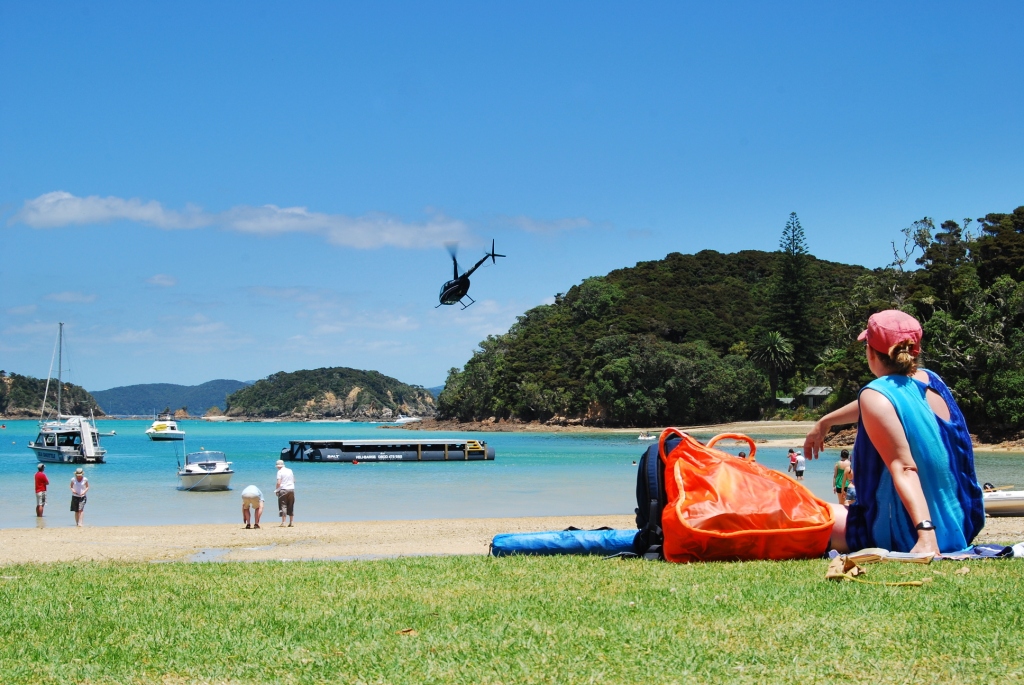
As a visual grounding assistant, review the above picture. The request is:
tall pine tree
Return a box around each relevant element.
[769,212,814,374]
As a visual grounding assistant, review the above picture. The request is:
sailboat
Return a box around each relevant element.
[27,323,107,464]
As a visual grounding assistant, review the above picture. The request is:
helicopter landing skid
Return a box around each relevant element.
[435,294,476,309]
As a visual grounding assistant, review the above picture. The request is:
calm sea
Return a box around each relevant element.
[0,419,1018,529]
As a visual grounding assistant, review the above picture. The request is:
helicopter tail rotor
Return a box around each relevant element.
[489,239,506,264]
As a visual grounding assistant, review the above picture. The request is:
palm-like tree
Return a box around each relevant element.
[751,331,794,405]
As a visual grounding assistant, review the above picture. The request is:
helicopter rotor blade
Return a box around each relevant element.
[445,242,459,279]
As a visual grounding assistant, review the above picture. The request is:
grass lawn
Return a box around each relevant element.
[1,555,1022,684]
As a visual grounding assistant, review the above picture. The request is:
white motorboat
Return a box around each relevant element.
[177,450,234,491]
[394,415,423,425]
[146,415,185,441]
[983,490,1024,517]
[637,431,656,441]
[30,415,107,464]
[28,323,107,464]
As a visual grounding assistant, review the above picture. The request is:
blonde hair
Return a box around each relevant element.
[872,339,918,375]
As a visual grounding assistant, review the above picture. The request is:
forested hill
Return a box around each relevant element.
[0,372,104,418]
[225,367,436,420]
[91,379,251,416]
[439,248,868,427]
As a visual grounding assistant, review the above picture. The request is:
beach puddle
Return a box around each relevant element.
[183,548,233,562]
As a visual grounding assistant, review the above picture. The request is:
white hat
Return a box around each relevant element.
[275,460,284,467]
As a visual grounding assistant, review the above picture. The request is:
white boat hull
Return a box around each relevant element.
[178,471,234,491]
[147,431,185,441]
[984,491,1024,517]
[28,444,106,464]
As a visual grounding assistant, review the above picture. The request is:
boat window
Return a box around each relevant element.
[44,434,56,446]
[91,433,99,446]
[58,434,82,447]
[187,451,226,463]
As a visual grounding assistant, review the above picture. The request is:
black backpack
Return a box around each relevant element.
[632,435,680,559]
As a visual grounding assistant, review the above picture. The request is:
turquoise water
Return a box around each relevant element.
[0,420,1018,529]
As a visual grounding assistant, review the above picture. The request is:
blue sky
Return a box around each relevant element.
[2,3,1023,391]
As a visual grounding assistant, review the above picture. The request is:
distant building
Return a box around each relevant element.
[775,397,795,408]
[801,386,833,409]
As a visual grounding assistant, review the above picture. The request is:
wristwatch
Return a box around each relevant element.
[915,520,935,531]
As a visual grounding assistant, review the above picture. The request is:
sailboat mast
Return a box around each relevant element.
[56,322,63,419]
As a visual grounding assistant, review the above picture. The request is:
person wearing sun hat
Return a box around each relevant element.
[69,467,89,527]
[804,309,984,556]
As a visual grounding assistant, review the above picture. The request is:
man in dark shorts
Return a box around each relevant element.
[833,449,852,504]
[794,452,806,480]
[35,463,50,517]
[275,459,295,527]
[70,468,89,527]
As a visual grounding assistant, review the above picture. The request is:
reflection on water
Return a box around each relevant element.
[0,420,1018,529]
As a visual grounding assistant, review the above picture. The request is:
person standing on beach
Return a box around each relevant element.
[70,468,89,527]
[794,452,806,480]
[34,464,49,517]
[241,484,264,529]
[275,460,295,527]
[833,450,852,504]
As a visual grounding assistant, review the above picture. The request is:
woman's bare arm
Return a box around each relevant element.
[859,389,939,556]
[803,399,860,460]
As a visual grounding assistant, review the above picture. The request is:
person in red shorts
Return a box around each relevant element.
[34,463,49,517]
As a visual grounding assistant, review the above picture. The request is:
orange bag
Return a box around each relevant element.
[659,428,834,563]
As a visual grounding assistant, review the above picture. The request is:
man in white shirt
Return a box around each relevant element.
[69,468,89,527]
[275,460,295,527]
[794,452,807,481]
[240,484,264,529]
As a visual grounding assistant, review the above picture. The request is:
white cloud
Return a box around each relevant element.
[13,191,470,250]
[45,291,96,303]
[506,216,592,234]
[110,328,157,344]
[14,191,208,229]
[5,304,37,315]
[146,274,178,287]
[12,191,594,250]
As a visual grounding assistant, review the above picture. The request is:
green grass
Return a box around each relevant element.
[1,556,1022,684]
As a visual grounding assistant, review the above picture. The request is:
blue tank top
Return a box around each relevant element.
[846,369,984,553]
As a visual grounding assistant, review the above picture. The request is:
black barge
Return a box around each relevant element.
[281,439,495,463]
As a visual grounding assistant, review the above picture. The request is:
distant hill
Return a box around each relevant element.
[427,385,444,399]
[225,367,436,419]
[90,379,252,416]
[439,249,869,426]
[0,372,104,418]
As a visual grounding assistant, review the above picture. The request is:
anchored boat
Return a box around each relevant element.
[146,414,185,441]
[178,450,234,491]
[281,439,495,462]
[28,323,107,464]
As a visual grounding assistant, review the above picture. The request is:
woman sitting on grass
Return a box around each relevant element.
[804,310,984,556]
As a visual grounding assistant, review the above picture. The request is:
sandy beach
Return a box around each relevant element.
[2,514,1021,566]
[0,515,635,565]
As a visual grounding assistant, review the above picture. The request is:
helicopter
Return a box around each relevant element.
[437,239,505,309]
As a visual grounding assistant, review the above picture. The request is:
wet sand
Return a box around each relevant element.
[2,514,1021,565]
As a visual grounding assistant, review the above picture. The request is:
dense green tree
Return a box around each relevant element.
[974,206,1024,287]
[751,331,794,403]
[769,213,814,369]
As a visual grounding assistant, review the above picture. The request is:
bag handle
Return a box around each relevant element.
[658,427,689,462]
[706,433,757,461]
